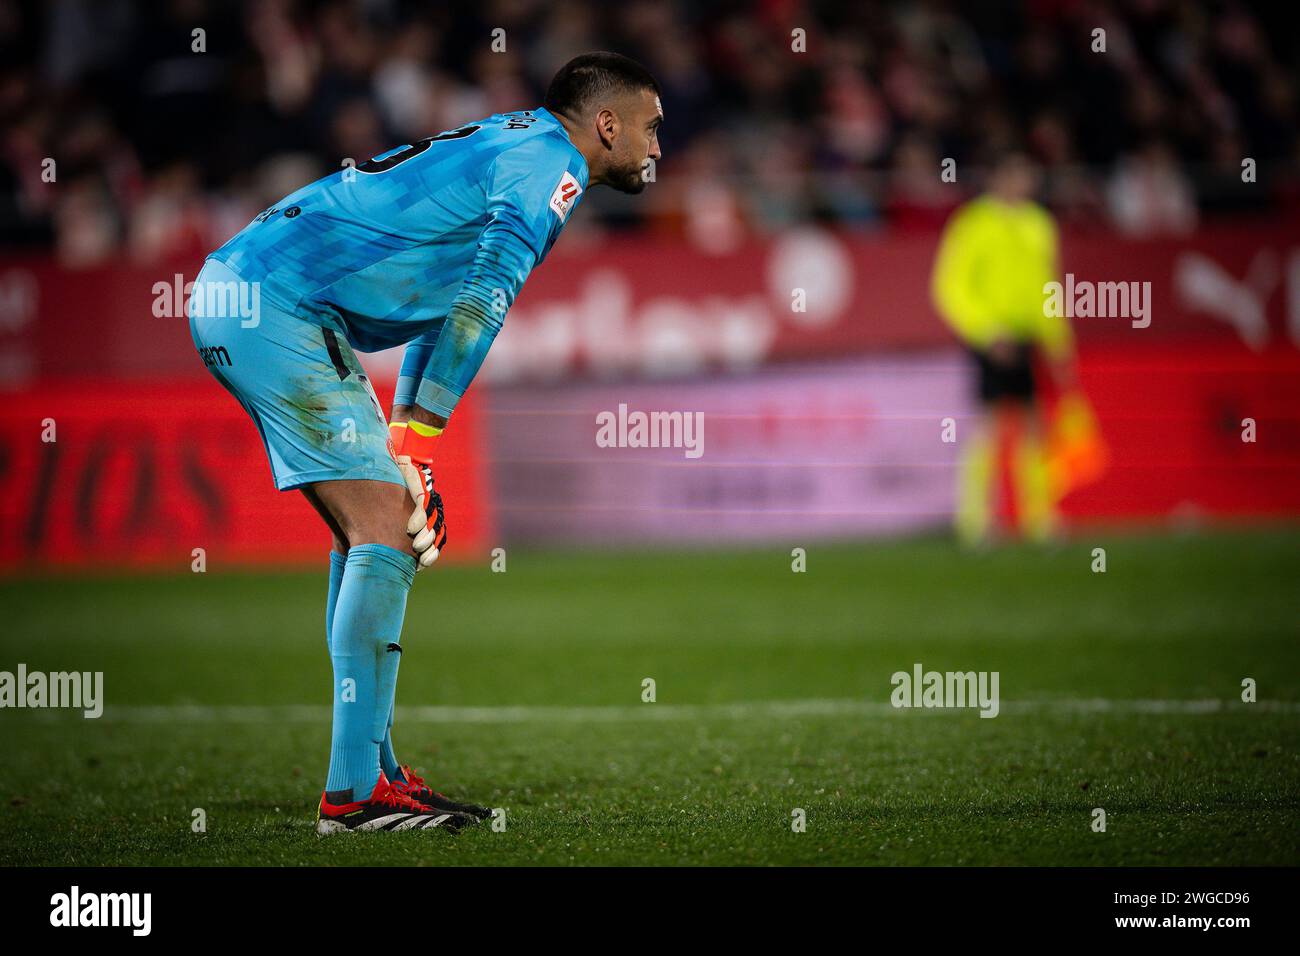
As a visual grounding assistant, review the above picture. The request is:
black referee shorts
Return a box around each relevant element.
[969,342,1036,405]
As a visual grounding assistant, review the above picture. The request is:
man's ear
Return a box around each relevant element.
[594,107,619,150]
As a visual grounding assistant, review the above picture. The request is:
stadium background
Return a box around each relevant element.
[1,0,1298,567]
[0,0,1298,869]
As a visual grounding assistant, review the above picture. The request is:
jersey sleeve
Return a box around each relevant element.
[402,136,584,419]
[393,324,443,409]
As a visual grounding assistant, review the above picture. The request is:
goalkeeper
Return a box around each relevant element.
[188,54,662,834]
[931,150,1074,546]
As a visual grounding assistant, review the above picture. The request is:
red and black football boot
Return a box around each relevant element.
[316,771,471,834]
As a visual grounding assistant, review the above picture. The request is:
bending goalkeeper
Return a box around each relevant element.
[188,53,662,834]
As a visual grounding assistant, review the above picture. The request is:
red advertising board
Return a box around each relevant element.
[0,377,492,571]
[1061,340,1300,519]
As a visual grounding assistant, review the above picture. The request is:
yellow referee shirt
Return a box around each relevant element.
[930,196,1071,360]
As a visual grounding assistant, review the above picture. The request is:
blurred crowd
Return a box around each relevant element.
[1,0,1296,265]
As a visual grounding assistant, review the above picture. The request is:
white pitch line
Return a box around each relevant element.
[32,697,1300,724]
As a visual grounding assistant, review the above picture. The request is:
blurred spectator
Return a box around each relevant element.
[1106,139,1198,236]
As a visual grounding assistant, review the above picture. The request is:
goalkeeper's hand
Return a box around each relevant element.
[389,420,448,568]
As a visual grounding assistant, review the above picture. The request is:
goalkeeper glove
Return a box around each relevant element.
[389,420,448,568]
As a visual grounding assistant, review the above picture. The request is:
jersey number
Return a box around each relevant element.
[357,125,482,174]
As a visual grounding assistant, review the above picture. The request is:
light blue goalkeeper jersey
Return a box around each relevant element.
[209,107,588,418]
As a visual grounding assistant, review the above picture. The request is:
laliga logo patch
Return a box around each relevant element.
[549,171,582,220]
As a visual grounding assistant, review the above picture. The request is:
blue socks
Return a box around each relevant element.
[323,544,416,799]
[325,550,407,787]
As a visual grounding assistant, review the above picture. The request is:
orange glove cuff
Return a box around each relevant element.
[389,420,442,463]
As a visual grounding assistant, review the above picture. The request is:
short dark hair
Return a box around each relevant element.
[544,52,659,119]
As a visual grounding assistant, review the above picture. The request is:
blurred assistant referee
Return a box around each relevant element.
[931,151,1075,545]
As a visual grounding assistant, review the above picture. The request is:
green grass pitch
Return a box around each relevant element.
[1,528,1297,866]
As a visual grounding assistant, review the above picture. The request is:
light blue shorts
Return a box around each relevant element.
[188,258,403,491]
